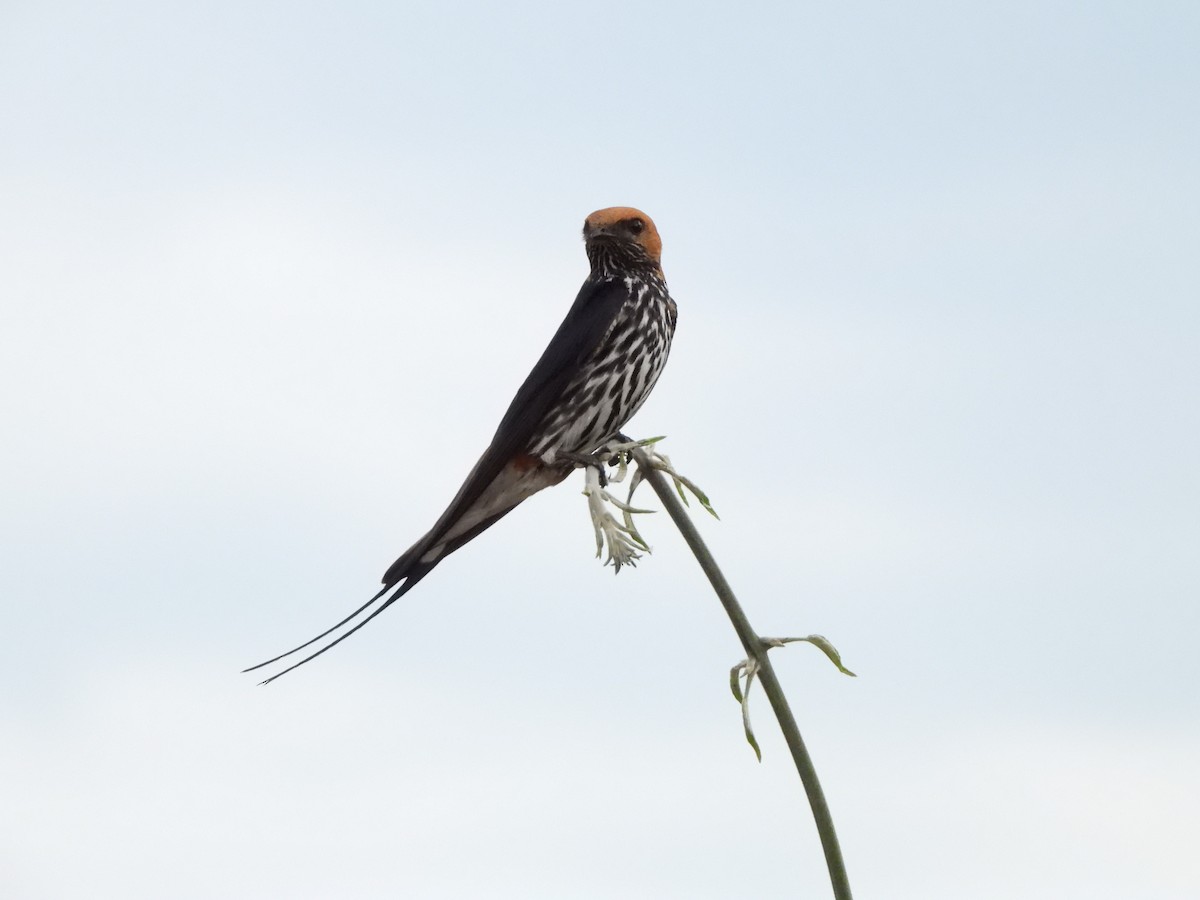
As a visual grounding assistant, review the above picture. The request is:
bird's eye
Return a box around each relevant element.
[628,218,645,234]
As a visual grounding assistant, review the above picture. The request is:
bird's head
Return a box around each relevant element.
[582,207,662,275]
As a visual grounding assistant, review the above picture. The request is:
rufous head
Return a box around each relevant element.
[582,207,662,269]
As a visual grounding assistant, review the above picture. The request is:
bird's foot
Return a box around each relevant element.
[581,464,654,573]
[574,435,716,572]
[589,435,668,487]
[559,435,663,488]
[557,449,612,486]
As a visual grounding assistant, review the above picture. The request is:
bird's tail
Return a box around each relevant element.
[245,488,540,684]
[243,555,436,684]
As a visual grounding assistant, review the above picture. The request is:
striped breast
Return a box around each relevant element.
[529,274,677,459]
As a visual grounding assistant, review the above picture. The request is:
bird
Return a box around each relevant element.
[247,207,678,682]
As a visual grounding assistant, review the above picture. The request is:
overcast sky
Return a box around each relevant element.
[2,2,1198,898]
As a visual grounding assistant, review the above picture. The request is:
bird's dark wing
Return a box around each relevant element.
[488,276,629,451]
[245,277,629,682]
[381,276,629,583]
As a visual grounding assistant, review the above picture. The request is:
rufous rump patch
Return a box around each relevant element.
[510,452,541,472]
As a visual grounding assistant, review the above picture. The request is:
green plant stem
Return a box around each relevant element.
[631,447,854,900]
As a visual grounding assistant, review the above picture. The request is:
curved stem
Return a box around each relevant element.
[631,447,854,900]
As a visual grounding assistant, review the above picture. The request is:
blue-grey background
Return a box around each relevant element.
[2,2,1197,897]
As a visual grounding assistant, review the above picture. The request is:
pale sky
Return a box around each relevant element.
[2,2,1198,898]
